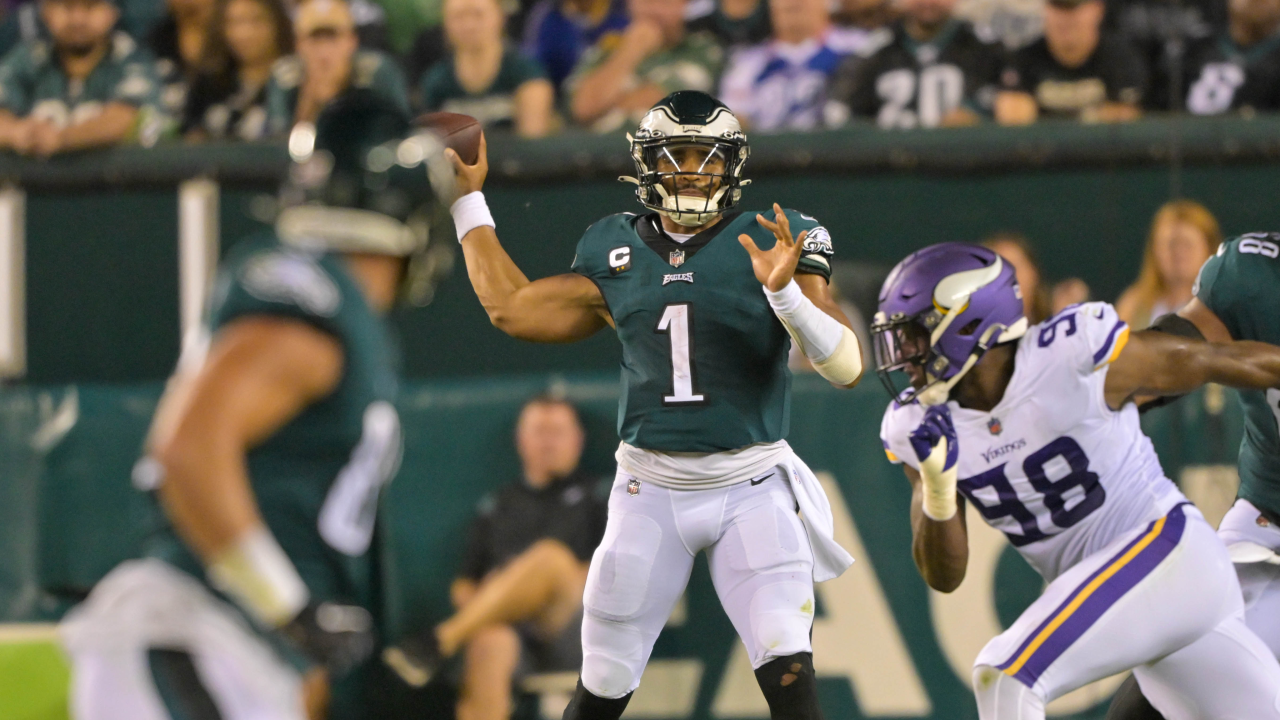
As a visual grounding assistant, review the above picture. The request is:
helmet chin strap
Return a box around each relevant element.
[653,183,725,226]
[917,318,1029,407]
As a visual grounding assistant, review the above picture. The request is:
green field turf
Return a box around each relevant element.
[0,627,70,720]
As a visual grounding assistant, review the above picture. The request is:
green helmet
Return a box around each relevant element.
[620,91,750,227]
[278,89,456,304]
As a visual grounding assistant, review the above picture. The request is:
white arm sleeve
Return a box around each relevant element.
[765,280,863,386]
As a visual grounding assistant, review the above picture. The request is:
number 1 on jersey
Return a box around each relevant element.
[656,303,705,404]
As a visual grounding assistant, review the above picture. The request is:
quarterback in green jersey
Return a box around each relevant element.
[386,91,860,720]
[58,90,454,720]
[1109,231,1280,720]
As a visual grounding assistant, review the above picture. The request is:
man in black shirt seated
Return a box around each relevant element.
[830,0,1004,128]
[385,395,607,720]
[1184,0,1280,115]
[995,0,1148,123]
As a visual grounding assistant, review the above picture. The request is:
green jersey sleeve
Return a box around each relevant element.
[354,51,411,115]
[418,62,451,111]
[787,210,834,282]
[264,56,300,137]
[111,55,161,108]
[0,44,32,115]
[1193,234,1280,340]
[570,214,633,280]
[208,242,346,339]
[506,50,548,85]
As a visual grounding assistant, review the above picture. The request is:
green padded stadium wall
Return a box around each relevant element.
[0,375,1243,720]
[15,118,1280,383]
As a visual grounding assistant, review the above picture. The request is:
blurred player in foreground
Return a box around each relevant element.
[1109,231,1280,718]
[58,90,453,719]
[385,90,858,719]
[876,243,1280,719]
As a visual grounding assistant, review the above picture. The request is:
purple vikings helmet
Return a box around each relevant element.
[872,243,1029,406]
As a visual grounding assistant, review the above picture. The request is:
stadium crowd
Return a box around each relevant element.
[0,0,1273,153]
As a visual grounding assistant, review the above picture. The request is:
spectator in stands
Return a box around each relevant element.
[0,4,46,63]
[829,0,1004,128]
[954,0,1044,50]
[0,0,161,156]
[421,0,554,138]
[1051,276,1090,312]
[995,0,1148,124]
[567,0,722,130]
[1183,0,1280,115]
[983,233,1052,323]
[182,0,291,140]
[1106,0,1224,112]
[265,0,408,134]
[833,0,896,33]
[148,0,213,120]
[686,0,772,49]
[522,0,628,91]
[1117,199,1222,329]
[386,396,607,720]
[719,0,869,130]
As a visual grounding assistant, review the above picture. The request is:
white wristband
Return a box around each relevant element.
[207,526,310,628]
[451,191,495,243]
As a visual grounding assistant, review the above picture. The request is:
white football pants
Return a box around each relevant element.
[580,467,815,699]
[1219,498,1280,658]
[60,559,306,720]
[972,503,1280,720]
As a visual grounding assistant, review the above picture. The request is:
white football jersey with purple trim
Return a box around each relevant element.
[880,301,1186,581]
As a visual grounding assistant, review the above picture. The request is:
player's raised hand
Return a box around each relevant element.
[739,203,808,292]
[909,405,960,521]
[446,132,488,197]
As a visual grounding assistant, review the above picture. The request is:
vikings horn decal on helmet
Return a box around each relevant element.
[872,243,1029,406]
[277,88,457,305]
[619,91,750,227]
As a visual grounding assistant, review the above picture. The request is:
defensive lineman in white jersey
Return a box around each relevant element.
[875,243,1280,719]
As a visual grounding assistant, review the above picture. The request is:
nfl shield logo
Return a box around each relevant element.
[988,417,1003,435]
[627,478,641,496]
[669,250,685,267]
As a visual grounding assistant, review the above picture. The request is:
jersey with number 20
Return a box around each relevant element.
[880,302,1186,581]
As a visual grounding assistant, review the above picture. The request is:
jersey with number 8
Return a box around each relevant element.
[1195,233,1280,517]
[880,302,1187,581]
[571,209,833,453]
[144,237,402,617]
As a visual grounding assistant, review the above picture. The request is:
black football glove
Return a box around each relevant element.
[276,601,376,676]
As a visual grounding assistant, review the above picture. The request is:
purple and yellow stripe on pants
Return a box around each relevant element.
[997,503,1190,687]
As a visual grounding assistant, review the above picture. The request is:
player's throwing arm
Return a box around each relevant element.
[447,134,613,343]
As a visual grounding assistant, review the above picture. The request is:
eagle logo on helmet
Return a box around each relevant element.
[619,91,751,228]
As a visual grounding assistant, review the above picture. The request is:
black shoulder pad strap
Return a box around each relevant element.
[1137,312,1206,414]
[1148,312,1206,341]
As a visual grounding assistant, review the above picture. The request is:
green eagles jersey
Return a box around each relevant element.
[0,32,160,131]
[144,236,402,621]
[266,50,410,136]
[420,47,547,128]
[571,209,834,453]
[1195,233,1280,515]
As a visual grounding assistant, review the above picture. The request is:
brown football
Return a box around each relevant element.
[416,112,482,165]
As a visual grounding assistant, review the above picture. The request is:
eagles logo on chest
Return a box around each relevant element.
[669,250,685,267]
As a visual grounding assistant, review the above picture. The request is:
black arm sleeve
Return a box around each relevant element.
[1136,313,1207,414]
